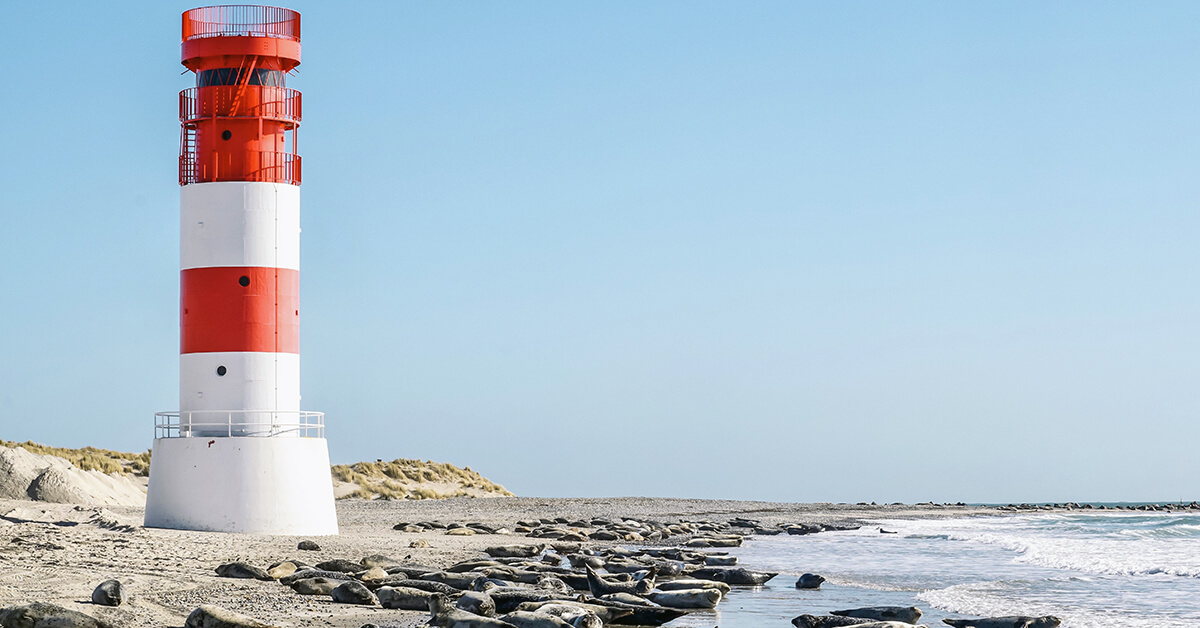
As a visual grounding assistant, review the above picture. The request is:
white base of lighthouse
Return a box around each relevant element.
[144,437,338,535]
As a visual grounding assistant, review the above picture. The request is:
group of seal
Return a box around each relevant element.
[206,531,780,627]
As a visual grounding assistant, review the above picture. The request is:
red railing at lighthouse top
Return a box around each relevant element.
[183,5,300,41]
[180,86,302,124]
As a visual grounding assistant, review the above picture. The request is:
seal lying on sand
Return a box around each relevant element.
[793,615,874,628]
[376,586,434,610]
[656,579,731,595]
[943,617,1062,628]
[516,602,608,628]
[646,588,722,609]
[290,577,347,595]
[497,611,573,628]
[584,565,655,596]
[689,567,777,585]
[831,606,923,624]
[428,593,518,628]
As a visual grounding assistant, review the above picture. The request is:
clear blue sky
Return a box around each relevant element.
[2,2,1199,503]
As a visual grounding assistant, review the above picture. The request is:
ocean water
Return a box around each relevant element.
[662,513,1200,628]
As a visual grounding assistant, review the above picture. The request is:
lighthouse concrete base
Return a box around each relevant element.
[144,437,339,535]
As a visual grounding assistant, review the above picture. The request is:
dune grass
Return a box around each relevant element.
[0,440,152,476]
[330,458,514,500]
[0,440,512,500]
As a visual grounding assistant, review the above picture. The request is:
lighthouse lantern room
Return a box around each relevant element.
[144,5,338,535]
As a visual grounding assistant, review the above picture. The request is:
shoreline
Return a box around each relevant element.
[0,497,1183,627]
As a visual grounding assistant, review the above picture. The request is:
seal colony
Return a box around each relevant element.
[0,497,1056,627]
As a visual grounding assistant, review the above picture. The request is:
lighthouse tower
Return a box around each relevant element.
[144,5,338,535]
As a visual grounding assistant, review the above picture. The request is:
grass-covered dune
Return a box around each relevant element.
[331,459,514,500]
[0,440,512,501]
[0,440,152,476]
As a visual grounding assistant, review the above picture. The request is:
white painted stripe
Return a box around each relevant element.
[180,351,300,414]
[181,181,300,270]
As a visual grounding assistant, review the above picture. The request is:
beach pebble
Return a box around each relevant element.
[90,579,126,607]
[0,602,111,628]
[215,562,270,580]
[185,604,274,628]
[331,581,377,605]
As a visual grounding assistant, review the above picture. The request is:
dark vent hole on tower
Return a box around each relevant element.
[238,276,250,287]
[216,365,227,377]
[221,130,232,141]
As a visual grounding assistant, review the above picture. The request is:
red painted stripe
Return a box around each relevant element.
[181,267,299,354]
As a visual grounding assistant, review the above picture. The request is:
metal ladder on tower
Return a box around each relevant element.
[179,125,198,184]
[228,55,259,117]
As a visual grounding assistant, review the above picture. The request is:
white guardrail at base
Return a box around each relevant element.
[154,410,324,438]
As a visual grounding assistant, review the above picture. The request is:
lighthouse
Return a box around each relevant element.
[144,5,338,535]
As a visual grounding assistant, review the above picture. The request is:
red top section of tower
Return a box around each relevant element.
[179,5,302,186]
[183,5,299,41]
[182,6,301,71]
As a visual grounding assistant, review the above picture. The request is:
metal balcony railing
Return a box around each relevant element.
[183,6,300,41]
[180,86,302,124]
[179,149,301,185]
[155,410,324,438]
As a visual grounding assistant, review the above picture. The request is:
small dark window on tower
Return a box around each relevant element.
[216,365,227,376]
[238,276,250,287]
[221,130,232,140]
[197,68,285,88]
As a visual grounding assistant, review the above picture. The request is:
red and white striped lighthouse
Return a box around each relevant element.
[145,5,338,535]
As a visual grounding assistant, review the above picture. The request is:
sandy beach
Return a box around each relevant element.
[0,497,991,627]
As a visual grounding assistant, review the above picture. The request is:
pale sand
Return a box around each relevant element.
[0,497,992,628]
